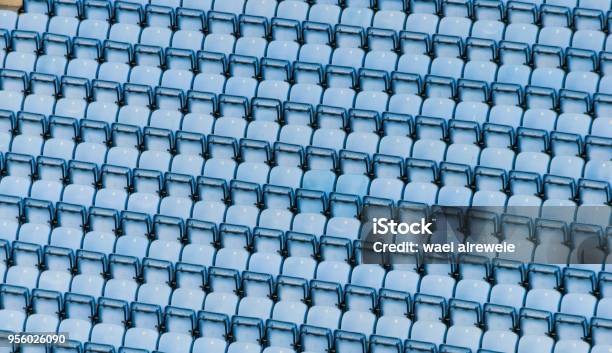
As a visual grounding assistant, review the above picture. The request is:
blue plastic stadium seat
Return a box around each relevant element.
[565,71,599,94]
[488,105,523,130]
[584,160,612,185]
[94,43,127,82]
[23,73,56,117]
[30,158,64,203]
[282,252,317,280]
[0,10,17,30]
[489,284,526,310]
[525,289,561,312]
[383,269,420,293]
[412,139,447,162]
[243,0,276,18]
[445,325,483,353]
[78,18,109,41]
[592,346,612,353]
[272,300,307,327]
[599,75,612,94]
[0,196,20,243]
[66,38,99,78]
[437,186,473,206]
[35,34,69,76]
[431,57,465,80]
[17,12,48,33]
[106,125,140,169]
[347,263,382,288]
[298,43,332,66]
[531,67,566,90]
[556,113,592,136]
[439,7,471,34]
[123,307,161,351]
[290,83,323,106]
[48,5,79,37]
[94,165,130,210]
[192,337,228,353]
[276,1,309,21]
[89,301,128,349]
[73,119,109,164]
[42,117,76,161]
[17,199,51,245]
[108,4,141,44]
[129,60,163,89]
[590,119,612,140]
[102,255,139,302]
[514,151,550,175]
[553,340,591,353]
[505,23,539,44]
[0,286,28,331]
[5,31,38,72]
[170,286,206,312]
[204,291,239,317]
[481,330,519,353]
[373,10,406,31]
[561,292,597,317]
[403,182,439,204]
[213,0,245,13]
[161,50,194,91]
[307,306,342,331]
[340,311,376,337]
[375,312,411,339]
[136,260,173,307]
[331,47,365,70]
[256,80,290,101]
[497,64,532,86]
[150,107,183,131]
[522,108,557,131]
[405,13,439,36]
[171,14,204,51]
[517,335,554,353]
[238,296,274,321]
[11,112,44,156]
[55,76,88,118]
[0,153,34,197]
[192,179,227,225]
[70,228,106,258]
[385,87,417,111]
[454,278,490,303]
[471,19,505,41]
[549,155,584,180]
[0,111,13,154]
[410,320,447,345]
[579,0,611,10]
[158,316,195,352]
[538,25,572,47]
[316,260,351,285]
[181,111,215,139]
[463,60,498,82]
[265,40,298,62]
[57,294,94,343]
[309,4,341,25]
[6,243,42,290]
[396,53,431,77]
[140,8,173,48]
[341,7,373,27]
[138,128,173,172]
[193,67,225,93]
[445,143,480,168]
[572,30,605,52]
